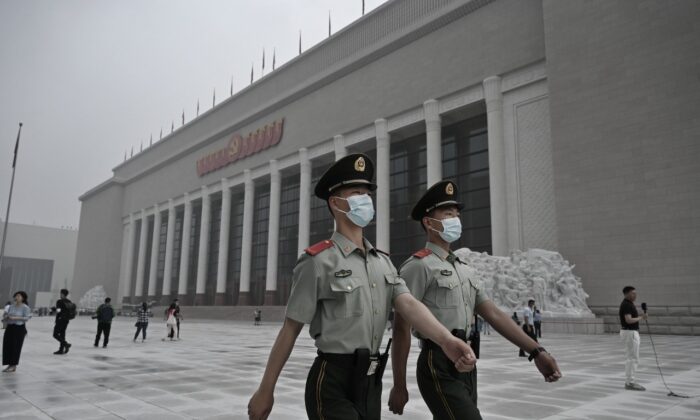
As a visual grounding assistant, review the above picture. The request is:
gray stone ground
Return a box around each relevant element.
[1,317,699,419]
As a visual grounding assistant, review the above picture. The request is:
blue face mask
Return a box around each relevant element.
[334,194,375,228]
[429,216,462,243]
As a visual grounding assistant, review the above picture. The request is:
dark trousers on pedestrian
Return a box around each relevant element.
[53,319,69,351]
[304,356,382,420]
[534,321,542,338]
[134,323,147,340]
[417,345,481,420]
[2,324,27,366]
[519,325,538,357]
[95,322,111,346]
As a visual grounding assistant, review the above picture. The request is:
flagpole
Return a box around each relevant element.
[0,123,23,278]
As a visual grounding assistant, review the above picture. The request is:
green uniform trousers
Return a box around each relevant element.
[305,356,382,420]
[417,346,482,420]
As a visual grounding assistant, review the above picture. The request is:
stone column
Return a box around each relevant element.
[121,214,137,303]
[177,193,192,303]
[147,203,161,301]
[334,134,346,160]
[424,99,442,187]
[483,76,507,256]
[195,186,211,305]
[161,199,176,305]
[264,160,281,305]
[134,209,148,301]
[297,148,311,255]
[375,119,391,252]
[215,179,231,305]
[237,170,255,305]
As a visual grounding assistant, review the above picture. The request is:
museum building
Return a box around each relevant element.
[72,0,700,331]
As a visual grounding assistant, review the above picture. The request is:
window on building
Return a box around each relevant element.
[251,183,270,306]
[141,216,154,299]
[309,161,334,245]
[389,134,428,267]
[442,114,491,254]
[129,221,141,298]
[155,212,168,301]
[226,190,245,304]
[206,195,222,304]
[170,207,184,297]
[186,203,202,302]
[277,171,300,305]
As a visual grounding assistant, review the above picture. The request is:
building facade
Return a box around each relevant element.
[73,0,700,330]
[0,221,78,305]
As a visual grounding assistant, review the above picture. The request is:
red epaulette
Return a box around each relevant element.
[412,248,432,258]
[305,240,334,256]
[376,248,390,257]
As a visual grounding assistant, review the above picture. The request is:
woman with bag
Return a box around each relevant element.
[162,303,177,341]
[2,291,31,372]
[133,302,149,342]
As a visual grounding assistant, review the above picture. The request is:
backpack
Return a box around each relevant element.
[63,299,77,320]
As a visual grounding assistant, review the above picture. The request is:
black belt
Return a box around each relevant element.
[621,327,638,331]
[318,351,379,370]
[421,329,467,350]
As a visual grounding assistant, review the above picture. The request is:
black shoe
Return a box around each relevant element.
[94,344,98,347]
[54,350,64,355]
[64,343,71,354]
[103,344,107,348]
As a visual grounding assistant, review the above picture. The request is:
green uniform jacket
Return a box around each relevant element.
[286,231,409,354]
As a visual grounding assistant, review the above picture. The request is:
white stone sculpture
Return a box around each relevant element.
[454,248,593,317]
[79,285,108,310]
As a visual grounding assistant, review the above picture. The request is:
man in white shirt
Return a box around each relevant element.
[519,299,538,357]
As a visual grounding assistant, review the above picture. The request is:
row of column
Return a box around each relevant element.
[120,77,507,305]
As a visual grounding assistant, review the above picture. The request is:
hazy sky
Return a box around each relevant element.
[0,0,386,229]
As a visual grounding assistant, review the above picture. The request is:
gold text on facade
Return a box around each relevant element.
[196,118,285,177]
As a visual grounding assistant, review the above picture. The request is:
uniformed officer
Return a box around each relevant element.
[248,155,477,420]
[388,180,562,419]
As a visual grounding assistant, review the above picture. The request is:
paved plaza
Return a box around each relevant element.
[0,316,699,419]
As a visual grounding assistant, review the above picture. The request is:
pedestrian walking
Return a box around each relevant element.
[253,308,262,326]
[2,291,31,372]
[389,181,560,419]
[168,299,182,339]
[52,289,75,355]
[534,308,543,338]
[93,297,114,347]
[519,299,538,357]
[248,154,476,420]
[480,316,491,335]
[133,302,149,342]
[162,303,177,341]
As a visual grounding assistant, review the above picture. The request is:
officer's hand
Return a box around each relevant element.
[442,336,476,372]
[388,386,409,415]
[534,352,562,382]
[248,388,273,420]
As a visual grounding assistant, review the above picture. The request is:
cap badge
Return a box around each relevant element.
[446,183,454,195]
[354,157,366,172]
